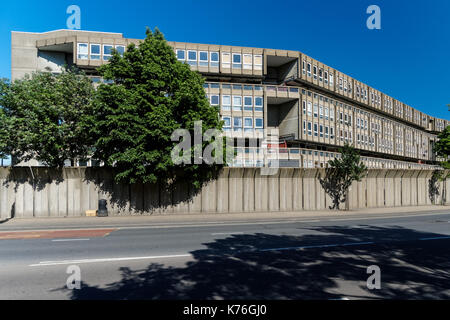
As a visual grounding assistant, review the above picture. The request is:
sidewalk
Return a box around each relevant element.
[0,205,449,231]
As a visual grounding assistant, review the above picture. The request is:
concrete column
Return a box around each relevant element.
[384,170,396,207]
[216,167,230,212]
[393,170,404,207]
[417,170,428,205]
[254,168,269,212]
[366,170,378,208]
[292,169,304,211]
[243,168,256,212]
[376,170,388,207]
[228,168,245,212]
[279,168,294,211]
[315,169,327,210]
[424,170,434,205]
[401,171,414,206]
[0,168,15,220]
[268,170,281,212]
[303,169,317,210]
[201,179,217,213]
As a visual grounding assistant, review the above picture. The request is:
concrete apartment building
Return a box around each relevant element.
[10,29,448,170]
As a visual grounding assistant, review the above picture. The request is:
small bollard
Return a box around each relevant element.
[97,199,108,217]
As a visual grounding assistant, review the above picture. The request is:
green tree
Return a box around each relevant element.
[87,27,224,186]
[319,144,367,210]
[0,69,95,167]
[434,125,450,169]
[0,104,12,160]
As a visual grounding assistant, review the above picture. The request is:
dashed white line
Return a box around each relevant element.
[51,238,90,242]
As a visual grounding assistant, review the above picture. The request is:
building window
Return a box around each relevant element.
[254,97,263,112]
[233,117,242,131]
[253,55,262,70]
[244,96,253,111]
[324,107,329,120]
[307,63,311,77]
[115,45,125,56]
[232,53,242,69]
[319,105,323,119]
[329,74,334,86]
[89,44,100,60]
[319,68,323,82]
[319,125,323,137]
[314,104,318,118]
[243,54,252,70]
[325,126,329,138]
[199,51,208,67]
[187,50,197,66]
[307,122,312,136]
[244,117,253,131]
[303,101,306,115]
[210,95,219,106]
[307,102,312,116]
[77,43,88,60]
[222,116,231,130]
[314,123,318,136]
[208,52,219,67]
[330,127,334,139]
[302,61,306,75]
[103,45,113,61]
[222,95,231,111]
[303,121,306,135]
[324,71,328,84]
[222,52,231,68]
[313,66,317,80]
[255,118,264,129]
[176,49,185,61]
[233,96,242,111]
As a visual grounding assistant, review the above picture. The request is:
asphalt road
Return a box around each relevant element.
[0,211,450,299]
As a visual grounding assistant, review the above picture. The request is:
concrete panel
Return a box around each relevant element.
[255,169,269,212]
[279,169,294,211]
[393,170,404,207]
[268,171,281,212]
[201,179,217,213]
[216,168,229,212]
[292,169,303,211]
[188,184,202,214]
[243,169,255,212]
[228,168,244,212]
[424,171,434,205]
[384,170,396,207]
[143,183,160,214]
[315,169,327,210]
[366,170,378,208]
[401,171,414,206]
[417,171,428,205]
[303,169,316,210]
[376,170,387,207]
[410,170,420,206]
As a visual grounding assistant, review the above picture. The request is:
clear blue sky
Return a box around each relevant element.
[1,0,449,120]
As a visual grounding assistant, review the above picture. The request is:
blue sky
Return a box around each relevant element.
[1,0,449,119]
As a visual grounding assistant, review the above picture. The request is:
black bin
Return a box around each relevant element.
[97,199,108,217]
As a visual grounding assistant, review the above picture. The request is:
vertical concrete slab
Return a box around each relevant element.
[188,183,202,214]
[66,168,82,216]
[143,183,160,214]
[314,169,326,210]
[417,171,428,205]
[228,168,244,212]
[424,171,434,205]
[279,169,294,211]
[201,179,217,213]
[366,170,378,208]
[292,169,304,211]
[384,170,396,207]
[410,170,420,206]
[243,168,255,212]
[376,170,387,207]
[33,168,50,217]
[130,183,144,215]
[358,175,367,208]
[0,168,15,220]
[160,184,174,215]
[172,180,191,214]
[393,170,404,207]
[401,171,414,206]
[268,170,281,212]
[216,168,229,213]
[347,180,358,210]
[254,169,269,212]
[303,169,316,210]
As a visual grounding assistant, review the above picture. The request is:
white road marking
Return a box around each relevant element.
[29,253,193,267]
[51,238,90,242]
[211,232,244,235]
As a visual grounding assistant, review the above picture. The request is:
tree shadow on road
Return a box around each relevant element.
[59,225,450,300]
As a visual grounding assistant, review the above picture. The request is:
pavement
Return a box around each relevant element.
[0,206,449,299]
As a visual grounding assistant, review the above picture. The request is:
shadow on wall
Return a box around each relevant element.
[1,166,222,214]
[429,170,442,205]
[54,225,450,300]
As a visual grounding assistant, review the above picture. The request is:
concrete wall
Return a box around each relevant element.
[0,167,447,219]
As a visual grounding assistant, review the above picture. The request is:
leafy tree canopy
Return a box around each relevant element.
[87,27,224,186]
[0,69,95,167]
[319,144,367,210]
[434,125,450,169]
